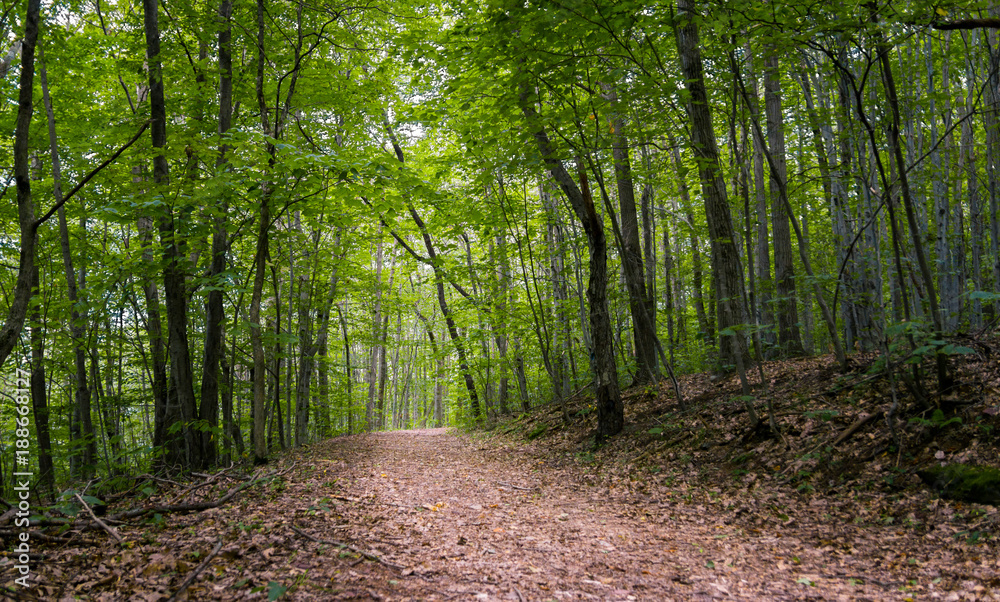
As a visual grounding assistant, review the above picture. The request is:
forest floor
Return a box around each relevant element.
[4,344,1000,601]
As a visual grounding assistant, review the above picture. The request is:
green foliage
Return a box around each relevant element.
[268,582,289,600]
[803,409,839,422]
[526,424,548,440]
[908,409,962,429]
[918,464,1000,506]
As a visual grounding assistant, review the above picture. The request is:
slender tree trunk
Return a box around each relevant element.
[514,337,530,414]
[336,303,353,434]
[517,81,623,439]
[739,76,848,372]
[376,285,392,430]
[764,53,804,354]
[250,0,275,463]
[876,27,951,388]
[543,190,570,418]
[669,139,711,345]
[0,0,39,370]
[607,86,660,385]
[674,0,749,369]
[311,229,343,438]
[39,58,96,477]
[30,265,54,500]
[988,16,1000,313]
[493,232,511,415]
[965,32,985,327]
[384,125,481,417]
[144,0,200,469]
[198,0,233,468]
[366,231,384,430]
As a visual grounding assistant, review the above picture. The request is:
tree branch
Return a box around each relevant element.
[33,120,150,231]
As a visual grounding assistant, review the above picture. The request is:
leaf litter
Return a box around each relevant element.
[3,343,1000,600]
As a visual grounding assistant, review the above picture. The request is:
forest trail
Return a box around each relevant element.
[20,425,997,600]
[278,428,965,601]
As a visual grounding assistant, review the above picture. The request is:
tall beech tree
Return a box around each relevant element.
[674,0,749,369]
[143,0,201,469]
[0,0,41,370]
[517,84,624,439]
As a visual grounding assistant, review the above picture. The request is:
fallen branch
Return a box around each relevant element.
[831,411,883,448]
[170,466,235,505]
[784,410,886,476]
[0,529,74,543]
[74,493,123,546]
[291,525,403,570]
[108,463,295,522]
[166,540,223,602]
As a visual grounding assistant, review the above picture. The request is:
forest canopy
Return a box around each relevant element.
[1,0,998,497]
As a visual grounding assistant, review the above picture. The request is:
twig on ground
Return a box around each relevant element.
[108,463,295,522]
[496,481,535,491]
[831,411,883,448]
[74,493,123,546]
[0,529,73,543]
[166,540,223,602]
[291,525,403,570]
[783,410,885,476]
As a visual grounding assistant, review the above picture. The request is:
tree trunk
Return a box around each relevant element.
[0,0,39,370]
[144,0,200,469]
[876,26,951,388]
[514,336,530,414]
[517,82,623,440]
[965,32,985,327]
[740,45,776,350]
[29,265,55,500]
[764,53,804,354]
[39,57,96,477]
[607,86,660,385]
[337,303,353,434]
[384,125,481,418]
[311,228,343,438]
[542,188,570,418]
[493,232,511,415]
[669,138,711,345]
[198,0,233,468]
[674,0,749,369]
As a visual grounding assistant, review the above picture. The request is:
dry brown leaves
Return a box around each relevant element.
[2,343,999,600]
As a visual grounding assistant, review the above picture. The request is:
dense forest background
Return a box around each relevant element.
[1,0,998,500]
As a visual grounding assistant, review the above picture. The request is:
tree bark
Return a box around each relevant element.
[39,57,96,477]
[669,139,711,346]
[0,0,40,371]
[383,124,481,418]
[198,0,233,469]
[607,87,660,385]
[876,27,951,388]
[143,0,201,469]
[29,264,55,500]
[764,53,804,354]
[517,82,623,440]
[674,0,749,369]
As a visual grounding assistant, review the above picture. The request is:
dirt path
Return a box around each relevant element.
[22,428,996,600]
[280,429,986,601]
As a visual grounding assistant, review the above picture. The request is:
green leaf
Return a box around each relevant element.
[647,427,664,435]
[267,582,288,601]
[940,344,974,355]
